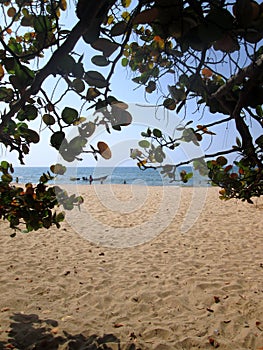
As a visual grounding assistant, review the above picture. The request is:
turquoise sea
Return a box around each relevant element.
[12,166,210,187]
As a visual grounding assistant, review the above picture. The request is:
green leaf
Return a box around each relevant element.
[154,149,164,163]
[163,98,176,110]
[56,212,65,222]
[62,107,78,124]
[91,55,110,67]
[68,136,86,155]
[72,62,84,78]
[42,114,56,125]
[1,161,9,170]
[121,57,128,67]
[58,55,76,74]
[84,71,108,88]
[110,21,127,36]
[0,87,14,102]
[91,38,119,57]
[153,129,162,138]
[1,173,13,183]
[34,15,52,33]
[145,81,156,93]
[138,140,150,148]
[80,121,96,137]
[24,129,40,143]
[17,105,38,121]
[50,131,65,150]
[121,0,131,7]
[72,78,85,93]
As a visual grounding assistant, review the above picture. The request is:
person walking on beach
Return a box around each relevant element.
[89,175,93,185]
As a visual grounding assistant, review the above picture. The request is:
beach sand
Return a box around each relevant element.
[0,185,262,350]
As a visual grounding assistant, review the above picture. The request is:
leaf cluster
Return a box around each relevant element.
[0,161,83,233]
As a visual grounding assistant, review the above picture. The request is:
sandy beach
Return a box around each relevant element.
[0,185,262,350]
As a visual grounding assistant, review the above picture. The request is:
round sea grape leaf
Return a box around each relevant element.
[56,212,65,222]
[33,15,52,32]
[50,131,65,150]
[50,163,66,175]
[163,98,176,110]
[138,140,150,148]
[72,78,85,92]
[91,38,119,57]
[155,150,164,163]
[84,71,108,88]
[110,21,127,36]
[68,136,86,155]
[21,15,34,27]
[1,173,13,183]
[81,121,96,137]
[91,55,110,67]
[0,87,14,102]
[62,107,78,124]
[97,141,112,159]
[121,57,128,67]
[72,62,84,78]
[1,160,9,170]
[7,7,16,17]
[86,87,101,101]
[24,129,40,143]
[60,150,75,162]
[58,55,76,74]
[216,156,228,166]
[153,128,162,138]
[42,114,55,125]
[112,107,132,127]
[146,81,156,93]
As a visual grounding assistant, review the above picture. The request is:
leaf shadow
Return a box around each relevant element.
[0,312,122,350]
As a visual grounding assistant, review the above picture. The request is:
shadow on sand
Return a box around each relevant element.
[0,313,137,350]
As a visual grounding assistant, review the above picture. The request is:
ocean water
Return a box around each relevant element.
[12,166,210,187]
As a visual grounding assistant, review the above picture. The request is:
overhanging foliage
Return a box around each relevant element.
[0,0,263,230]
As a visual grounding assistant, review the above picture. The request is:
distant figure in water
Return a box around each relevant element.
[123,179,126,184]
[89,175,93,185]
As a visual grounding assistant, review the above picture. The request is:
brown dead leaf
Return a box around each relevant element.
[1,307,10,312]
[214,296,220,303]
[208,337,220,348]
[114,323,124,328]
[51,327,59,334]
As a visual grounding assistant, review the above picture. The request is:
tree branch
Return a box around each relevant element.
[0,0,117,127]
[174,148,241,168]
[212,53,263,100]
